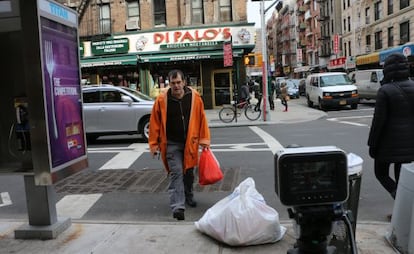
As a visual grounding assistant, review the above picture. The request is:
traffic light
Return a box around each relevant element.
[275,1,283,12]
[244,54,255,66]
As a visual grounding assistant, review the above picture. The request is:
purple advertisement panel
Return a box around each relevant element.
[40,17,86,169]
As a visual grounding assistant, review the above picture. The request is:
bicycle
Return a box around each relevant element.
[219,99,261,123]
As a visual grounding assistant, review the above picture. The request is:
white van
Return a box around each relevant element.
[305,72,359,110]
[349,69,383,100]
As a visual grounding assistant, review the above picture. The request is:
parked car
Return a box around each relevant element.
[305,72,359,110]
[285,79,300,99]
[349,69,383,101]
[82,85,154,142]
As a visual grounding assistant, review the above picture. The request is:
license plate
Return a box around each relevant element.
[339,100,346,105]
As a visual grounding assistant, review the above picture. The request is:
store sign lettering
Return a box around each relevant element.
[91,38,129,55]
[153,28,231,44]
[160,41,222,49]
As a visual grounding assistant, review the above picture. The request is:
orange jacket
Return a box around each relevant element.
[149,87,210,173]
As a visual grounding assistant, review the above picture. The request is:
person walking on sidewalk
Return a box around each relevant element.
[268,79,276,110]
[368,53,414,203]
[149,69,211,221]
[280,81,288,112]
[252,79,262,112]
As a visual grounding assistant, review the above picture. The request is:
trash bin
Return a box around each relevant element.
[345,153,364,234]
[330,153,363,253]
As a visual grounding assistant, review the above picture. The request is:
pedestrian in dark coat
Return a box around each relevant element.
[368,53,414,200]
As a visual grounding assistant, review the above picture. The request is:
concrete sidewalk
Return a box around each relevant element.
[206,97,327,128]
[0,219,397,254]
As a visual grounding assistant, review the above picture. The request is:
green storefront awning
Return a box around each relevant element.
[80,55,137,68]
[140,49,245,63]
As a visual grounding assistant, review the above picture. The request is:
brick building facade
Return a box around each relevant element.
[58,0,255,109]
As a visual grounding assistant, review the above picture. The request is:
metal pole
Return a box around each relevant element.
[260,0,269,121]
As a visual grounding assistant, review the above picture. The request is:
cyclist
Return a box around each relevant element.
[239,82,250,106]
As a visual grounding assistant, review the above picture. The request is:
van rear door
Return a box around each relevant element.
[367,71,382,99]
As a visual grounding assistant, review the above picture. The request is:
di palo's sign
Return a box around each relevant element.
[81,25,256,57]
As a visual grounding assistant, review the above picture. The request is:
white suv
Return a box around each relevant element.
[305,72,359,110]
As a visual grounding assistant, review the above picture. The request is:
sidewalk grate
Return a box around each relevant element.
[54,168,240,194]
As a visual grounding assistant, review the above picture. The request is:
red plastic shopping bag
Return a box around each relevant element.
[198,147,223,185]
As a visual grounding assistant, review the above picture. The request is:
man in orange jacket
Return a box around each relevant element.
[149,69,210,220]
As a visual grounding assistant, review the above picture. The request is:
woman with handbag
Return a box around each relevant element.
[280,81,288,112]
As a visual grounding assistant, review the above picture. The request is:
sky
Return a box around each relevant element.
[247,1,272,28]
[247,0,293,28]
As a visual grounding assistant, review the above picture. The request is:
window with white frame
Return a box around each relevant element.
[192,0,204,24]
[127,1,140,18]
[374,1,382,21]
[126,0,140,29]
[99,4,111,34]
[219,0,232,22]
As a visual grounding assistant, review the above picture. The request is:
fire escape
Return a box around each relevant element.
[77,0,90,22]
[317,0,331,57]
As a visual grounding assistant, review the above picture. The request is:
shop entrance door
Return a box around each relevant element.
[212,70,233,108]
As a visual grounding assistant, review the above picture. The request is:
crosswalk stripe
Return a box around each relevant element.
[99,143,147,170]
[249,126,284,154]
[56,194,102,219]
[327,116,370,127]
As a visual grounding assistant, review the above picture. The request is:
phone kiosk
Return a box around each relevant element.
[0,0,88,239]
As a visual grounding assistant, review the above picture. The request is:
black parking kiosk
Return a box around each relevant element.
[0,0,88,239]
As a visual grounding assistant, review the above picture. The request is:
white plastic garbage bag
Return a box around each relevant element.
[195,177,286,246]
[347,153,363,176]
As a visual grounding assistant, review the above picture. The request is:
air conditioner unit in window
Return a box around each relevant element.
[126,17,140,30]
[366,45,371,53]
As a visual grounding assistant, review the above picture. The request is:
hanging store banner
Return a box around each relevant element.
[296,48,303,63]
[333,34,339,54]
[223,41,233,67]
[328,57,346,70]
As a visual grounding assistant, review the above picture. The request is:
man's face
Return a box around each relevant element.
[169,74,185,98]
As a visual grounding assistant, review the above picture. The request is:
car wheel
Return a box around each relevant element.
[318,98,325,111]
[139,117,150,142]
[351,103,358,109]
[307,95,313,107]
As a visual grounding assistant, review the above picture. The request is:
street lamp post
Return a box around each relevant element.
[259,0,282,121]
[260,1,268,121]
